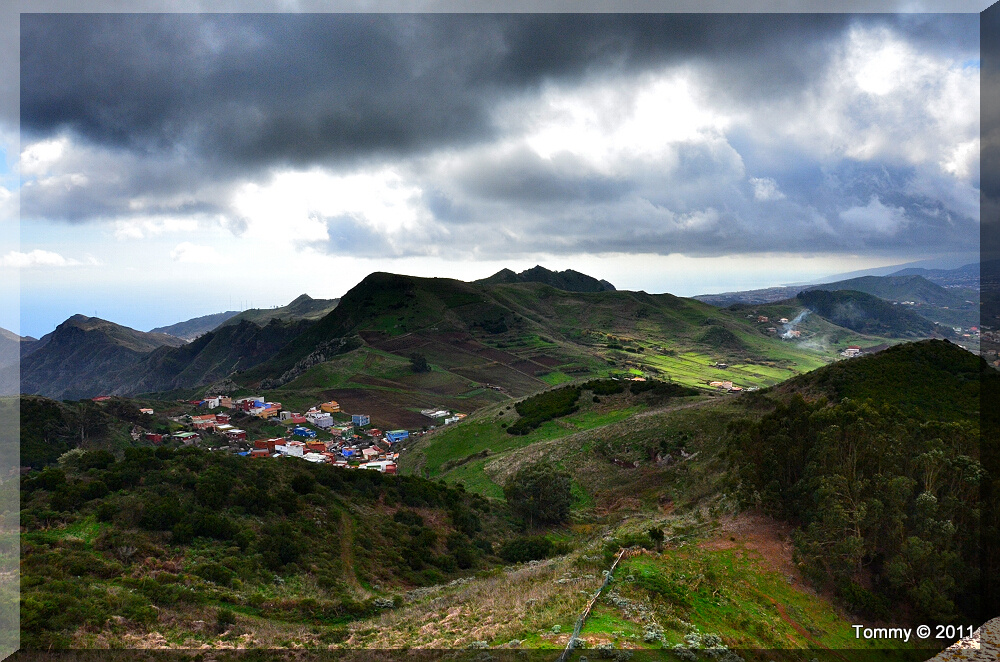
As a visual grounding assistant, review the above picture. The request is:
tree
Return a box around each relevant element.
[409,353,430,373]
[503,462,572,528]
[647,526,665,552]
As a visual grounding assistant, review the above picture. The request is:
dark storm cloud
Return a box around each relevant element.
[21,13,861,166]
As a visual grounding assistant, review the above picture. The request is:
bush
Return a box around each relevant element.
[138,494,182,531]
[216,607,236,633]
[499,535,553,563]
[393,509,424,527]
[409,353,430,373]
[291,472,316,495]
[195,562,235,587]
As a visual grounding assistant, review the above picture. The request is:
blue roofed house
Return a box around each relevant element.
[385,430,409,443]
[352,414,370,427]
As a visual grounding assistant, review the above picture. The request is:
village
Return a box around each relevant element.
[116,394,467,474]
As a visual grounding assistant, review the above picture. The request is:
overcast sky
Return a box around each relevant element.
[6,11,982,337]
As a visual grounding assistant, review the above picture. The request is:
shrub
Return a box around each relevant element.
[583,379,626,396]
[216,607,236,633]
[291,472,316,495]
[499,535,553,563]
[393,510,424,527]
[195,562,235,587]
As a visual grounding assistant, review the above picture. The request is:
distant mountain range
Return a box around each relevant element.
[0,328,31,395]
[696,271,979,329]
[11,296,327,399]
[150,310,240,341]
[476,266,615,292]
[147,294,340,342]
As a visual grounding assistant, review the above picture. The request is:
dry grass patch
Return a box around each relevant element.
[346,557,599,648]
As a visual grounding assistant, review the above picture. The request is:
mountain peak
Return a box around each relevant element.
[476,266,615,293]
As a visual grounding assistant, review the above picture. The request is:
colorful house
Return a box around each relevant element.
[352,414,370,427]
[385,430,409,443]
[224,428,247,442]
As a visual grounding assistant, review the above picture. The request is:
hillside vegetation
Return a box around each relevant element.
[727,340,983,624]
[20,446,517,648]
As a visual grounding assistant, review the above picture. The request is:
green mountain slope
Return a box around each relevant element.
[728,339,983,623]
[773,338,980,422]
[808,274,966,307]
[19,443,514,648]
[116,319,315,396]
[407,338,983,637]
[806,275,978,328]
[697,274,979,329]
[235,273,836,430]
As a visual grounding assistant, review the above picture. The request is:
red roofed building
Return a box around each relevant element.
[253,439,279,453]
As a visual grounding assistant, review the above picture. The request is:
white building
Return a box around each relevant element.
[306,411,334,428]
[275,440,305,457]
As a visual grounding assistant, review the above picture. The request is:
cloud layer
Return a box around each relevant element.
[19,13,980,263]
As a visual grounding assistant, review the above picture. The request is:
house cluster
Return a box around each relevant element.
[841,345,863,358]
[171,395,414,473]
[243,422,407,473]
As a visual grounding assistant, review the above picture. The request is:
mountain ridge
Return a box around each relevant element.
[476,265,615,292]
[150,310,240,341]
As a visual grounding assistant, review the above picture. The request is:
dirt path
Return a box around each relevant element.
[761,592,851,662]
[699,513,805,592]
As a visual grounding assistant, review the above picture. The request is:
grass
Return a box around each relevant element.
[539,371,574,386]
[405,395,647,481]
[586,549,928,652]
